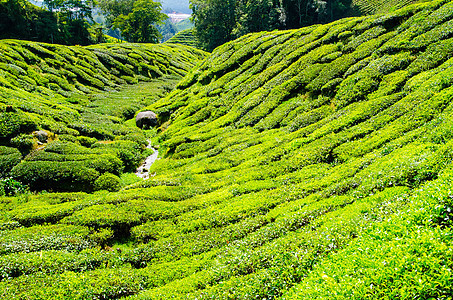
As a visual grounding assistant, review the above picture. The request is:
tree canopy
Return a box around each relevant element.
[0,0,95,45]
[99,0,167,43]
[191,0,353,51]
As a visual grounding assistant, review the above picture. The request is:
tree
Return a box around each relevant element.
[281,0,318,28]
[99,0,167,43]
[0,0,59,43]
[43,0,95,44]
[0,0,29,37]
[235,0,285,36]
[43,0,95,20]
[316,0,353,23]
[98,0,134,26]
[190,0,354,51]
[190,0,237,51]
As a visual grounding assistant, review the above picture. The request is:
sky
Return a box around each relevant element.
[161,0,191,14]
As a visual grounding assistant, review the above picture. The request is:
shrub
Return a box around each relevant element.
[0,146,22,176]
[0,112,37,138]
[94,173,121,192]
[0,177,28,196]
[10,161,99,192]
[0,224,94,255]
[77,136,97,147]
[10,133,34,153]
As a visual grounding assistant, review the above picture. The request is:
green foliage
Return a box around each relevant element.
[0,40,207,192]
[0,112,37,139]
[191,0,355,51]
[94,173,121,192]
[10,160,100,192]
[2,1,453,299]
[120,172,143,187]
[100,0,168,43]
[352,0,418,15]
[0,224,94,255]
[167,29,201,49]
[10,134,34,154]
[0,0,94,45]
[0,178,27,196]
[0,146,22,177]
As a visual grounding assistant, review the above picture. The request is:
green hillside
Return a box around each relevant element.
[0,41,207,192]
[166,29,201,49]
[2,0,453,298]
[353,0,419,14]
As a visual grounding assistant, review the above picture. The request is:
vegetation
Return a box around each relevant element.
[166,29,201,48]
[158,18,194,43]
[352,0,418,15]
[190,0,422,51]
[190,0,354,51]
[99,0,168,43]
[2,0,453,299]
[0,0,95,45]
[0,40,207,192]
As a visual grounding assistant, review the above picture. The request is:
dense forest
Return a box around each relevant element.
[0,0,168,45]
[0,0,95,45]
[191,0,355,50]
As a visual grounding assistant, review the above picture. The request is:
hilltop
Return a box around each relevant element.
[166,29,200,49]
[1,0,453,298]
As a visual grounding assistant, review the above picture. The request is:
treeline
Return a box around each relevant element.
[0,0,167,45]
[0,0,97,45]
[98,0,167,43]
[191,0,354,51]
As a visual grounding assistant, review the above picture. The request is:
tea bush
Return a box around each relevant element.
[167,29,201,49]
[10,161,100,192]
[0,178,27,197]
[94,173,121,192]
[0,147,21,176]
[2,0,453,298]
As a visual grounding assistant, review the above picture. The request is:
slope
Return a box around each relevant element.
[1,0,453,298]
[0,41,207,192]
[353,0,419,15]
[167,29,201,49]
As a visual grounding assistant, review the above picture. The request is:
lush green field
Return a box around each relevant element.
[2,0,453,298]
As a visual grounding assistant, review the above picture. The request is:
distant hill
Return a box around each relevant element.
[166,28,200,48]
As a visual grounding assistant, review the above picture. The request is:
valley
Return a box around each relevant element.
[1,0,453,298]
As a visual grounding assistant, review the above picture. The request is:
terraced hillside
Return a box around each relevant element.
[2,0,453,298]
[353,0,418,14]
[167,29,201,49]
[0,41,207,192]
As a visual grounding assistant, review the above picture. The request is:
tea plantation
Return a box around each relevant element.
[167,29,201,49]
[353,0,418,14]
[0,41,207,192]
[2,0,453,298]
